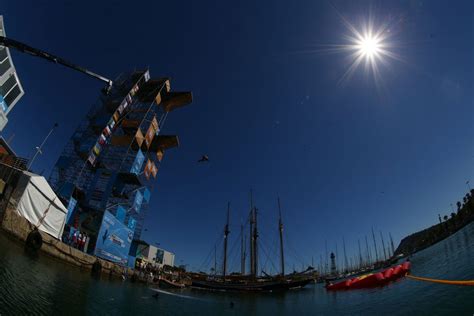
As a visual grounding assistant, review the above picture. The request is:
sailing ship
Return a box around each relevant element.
[191,196,313,292]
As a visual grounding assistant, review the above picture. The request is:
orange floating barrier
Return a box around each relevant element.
[326,261,411,291]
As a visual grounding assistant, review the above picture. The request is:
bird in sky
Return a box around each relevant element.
[198,155,209,163]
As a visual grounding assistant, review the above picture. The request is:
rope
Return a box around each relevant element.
[407,274,474,286]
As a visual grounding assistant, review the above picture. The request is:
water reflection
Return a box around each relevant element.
[1,223,474,315]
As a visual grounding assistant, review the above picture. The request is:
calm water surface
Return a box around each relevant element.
[1,223,474,315]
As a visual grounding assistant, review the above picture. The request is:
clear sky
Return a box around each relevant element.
[2,0,473,273]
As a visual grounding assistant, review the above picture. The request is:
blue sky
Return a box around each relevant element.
[2,0,473,272]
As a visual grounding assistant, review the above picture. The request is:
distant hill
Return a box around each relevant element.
[395,189,474,256]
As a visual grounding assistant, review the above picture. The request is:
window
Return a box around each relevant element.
[4,85,21,106]
[0,48,7,62]
[0,74,17,96]
[0,56,11,77]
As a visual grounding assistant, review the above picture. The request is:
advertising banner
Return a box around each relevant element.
[143,188,151,203]
[128,217,137,231]
[66,197,77,225]
[130,149,145,175]
[94,211,133,266]
[156,249,164,264]
[116,205,126,223]
[133,191,143,213]
[0,95,7,113]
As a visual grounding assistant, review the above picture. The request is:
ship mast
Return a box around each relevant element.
[365,235,371,265]
[380,231,387,261]
[343,237,348,273]
[371,227,379,262]
[358,239,363,269]
[253,207,259,277]
[389,232,395,257]
[249,190,255,276]
[223,202,230,278]
[278,197,285,276]
[241,224,246,275]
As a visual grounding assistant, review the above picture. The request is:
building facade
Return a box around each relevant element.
[0,16,25,131]
[49,69,191,265]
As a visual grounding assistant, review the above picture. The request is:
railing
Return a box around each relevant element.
[0,154,29,171]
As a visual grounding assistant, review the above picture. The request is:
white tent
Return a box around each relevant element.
[16,173,68,240]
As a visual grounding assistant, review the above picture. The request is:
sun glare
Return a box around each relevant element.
[357,35,381,58]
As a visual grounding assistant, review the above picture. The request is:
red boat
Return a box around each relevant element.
[326,261,411,291]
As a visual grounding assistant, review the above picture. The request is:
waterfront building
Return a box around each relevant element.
[132,241,175,268]
[0,16,25,131]
[155,247,175,268]
[48,70,192,266]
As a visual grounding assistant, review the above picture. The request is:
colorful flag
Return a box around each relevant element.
[87,154,96,166]
[145,124,155,148]
[151,162,158,178]
[151,116,160,136]
[144,159,152,180]
[130,149,145,175]
[135,129,144,147]
[156,149,164,162]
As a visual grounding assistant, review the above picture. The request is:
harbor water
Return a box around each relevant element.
[1,223,474,315]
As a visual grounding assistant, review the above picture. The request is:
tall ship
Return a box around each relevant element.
[190,196,314,292]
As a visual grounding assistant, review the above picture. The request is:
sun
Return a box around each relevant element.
[357,35,381,58]
[336,17,400,85]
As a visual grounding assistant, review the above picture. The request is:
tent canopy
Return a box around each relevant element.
[16,173,68,240]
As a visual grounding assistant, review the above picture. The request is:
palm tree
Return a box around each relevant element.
[443,215,448,221]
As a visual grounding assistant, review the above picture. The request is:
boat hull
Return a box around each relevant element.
[191,277,312,292]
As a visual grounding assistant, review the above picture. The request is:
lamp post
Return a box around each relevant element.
[28,122,58,170]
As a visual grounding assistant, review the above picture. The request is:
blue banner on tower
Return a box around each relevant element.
[133,191,143,213]
[130,149,145,175]
[94,211,133,266]
[128,217,137,231]
[66,197,77,225]
[143,188,150,203]
[116,205,126,223]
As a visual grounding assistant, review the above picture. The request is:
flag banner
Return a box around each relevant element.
[133,191,143,213]
[156,149,164,162]
[126,94,132,103]
[143,188,151,203]
[116,205,126,223]
[151,162,158,178]
[87,154,97,166]
[108,118,115,129]
[93,143,102,156]
[128,217,137,231]
[130,149,145,175]
[66,197,77,225]
[151,116,159,135]
[135,129,144,147]
[113,111,120,122]
[144,70,150,81]
[145,124,155,148]
[98,134,107,146]
[103,126,111,137]
[144,159,152,180]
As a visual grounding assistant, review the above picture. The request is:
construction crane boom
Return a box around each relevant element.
[0,35,113,93]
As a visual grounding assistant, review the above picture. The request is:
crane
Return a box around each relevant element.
[0,35,113,94]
